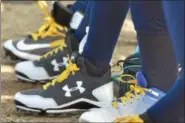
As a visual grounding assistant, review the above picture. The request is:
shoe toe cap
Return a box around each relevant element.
[3,39,14,50]
[79,108,114,122]
[15,61,49,80]
[14,89,58,110]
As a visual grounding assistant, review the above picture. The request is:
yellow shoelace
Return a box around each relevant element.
[114,115,144,123]
[43,55,79,90]
[112,83,150,108]
[32,1,67,41]
[37,41,67,60]
[115,74,137,84]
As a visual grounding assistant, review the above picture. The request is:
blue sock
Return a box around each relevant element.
[130,1,178,92]
[73,2,91,41]
[82,1,129,67]
[148,1,184,122]
[70,1,88,13]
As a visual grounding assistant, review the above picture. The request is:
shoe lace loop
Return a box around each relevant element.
[115,74,137,84]
[112,78,150,108]
[43,55,79,90]
[31,1,67,41]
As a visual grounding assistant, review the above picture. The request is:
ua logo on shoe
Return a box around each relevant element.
[62,81,86,97]
[51,57,68,71]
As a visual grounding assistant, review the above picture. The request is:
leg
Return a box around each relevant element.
[82,1,129,67]
[74,2,92,41]
[130,1,178,92]
[147,1,184,122]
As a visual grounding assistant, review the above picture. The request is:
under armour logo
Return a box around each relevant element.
[62,81,86,97]
[51,57,68,71]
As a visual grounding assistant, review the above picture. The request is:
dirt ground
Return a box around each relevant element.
[1,1,137,122]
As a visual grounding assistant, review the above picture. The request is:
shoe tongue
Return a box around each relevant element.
[136,72,147,88]
[52,2,73,27]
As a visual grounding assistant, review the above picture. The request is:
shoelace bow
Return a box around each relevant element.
[112,80,150,108]
[31,1,67,41]
[43,55,79,90]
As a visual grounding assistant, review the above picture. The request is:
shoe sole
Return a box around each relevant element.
[15,71,58,83]
[14,99,103,115]
[16,105,86,116]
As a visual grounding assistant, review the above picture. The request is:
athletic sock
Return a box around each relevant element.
[130,1,178,92]
[147,1,184,122]
[137,35,178,92]
[73,3,91,41]
[82,1,129,67]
